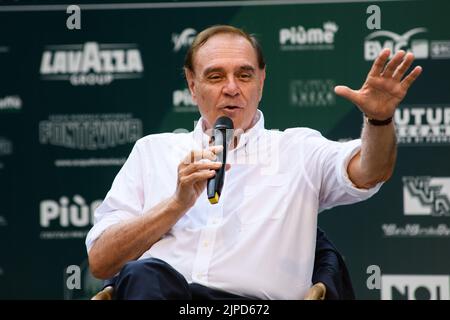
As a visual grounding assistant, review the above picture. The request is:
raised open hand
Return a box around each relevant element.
[334,48,422,121]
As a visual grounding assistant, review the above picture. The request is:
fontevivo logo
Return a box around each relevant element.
[381,275,450,300]
[280,22,338,51]
[172,28,197,52]
[39,113,142,150]
[40,42,144,86]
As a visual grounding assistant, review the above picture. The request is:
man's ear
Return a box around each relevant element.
[184,68,197,103]
[258,67,266,102]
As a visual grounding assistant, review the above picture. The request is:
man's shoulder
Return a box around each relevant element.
[267,127,324,141]
[135,131,192,147]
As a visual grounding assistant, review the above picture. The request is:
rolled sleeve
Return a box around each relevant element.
[336,139,383,199]
[85,140,145,253]
[85,210,132,253]
[314,137,383,212]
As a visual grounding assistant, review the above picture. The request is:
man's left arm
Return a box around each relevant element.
[335,48,422,189]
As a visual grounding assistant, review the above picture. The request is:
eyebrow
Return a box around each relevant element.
[202,64,256,77]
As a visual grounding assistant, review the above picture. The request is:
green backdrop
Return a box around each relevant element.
[0,0,449,299]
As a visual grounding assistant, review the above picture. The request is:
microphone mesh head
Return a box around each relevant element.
[214,116,234,130]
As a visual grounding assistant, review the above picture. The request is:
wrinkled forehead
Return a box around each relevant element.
[192,33,259,73]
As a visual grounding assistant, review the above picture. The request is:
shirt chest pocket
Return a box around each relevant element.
[238,173,288,226]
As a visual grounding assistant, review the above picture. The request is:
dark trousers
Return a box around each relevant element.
[107,257,253,300]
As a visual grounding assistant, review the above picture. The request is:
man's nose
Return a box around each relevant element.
[222,77,240,96]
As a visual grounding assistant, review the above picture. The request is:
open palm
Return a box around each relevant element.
[335,48,422,121]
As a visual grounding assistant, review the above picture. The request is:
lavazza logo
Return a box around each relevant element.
[172,28,197,52]
[381,274,450,300]
[382,176,450,238]
[290,79,336,107]
[0,95,22,111]
[39,113,142,150]
[364,27,450,60]
[395,105,450,145]
[279,22,338,51]
[40,195,102,239]
[173,88,196,112]
[40,42,144,86]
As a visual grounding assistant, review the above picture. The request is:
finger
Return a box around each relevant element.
[381,50,406,78]
[180,161,222,176]
[392,52,414,81]
[368,48,391,77]
[334,85,361,107]
[209,145,223,155]
[181,170,216,186]
[182,149,217,165]
[401,66,423,89]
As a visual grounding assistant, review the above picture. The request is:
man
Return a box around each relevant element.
[86,25,421,299]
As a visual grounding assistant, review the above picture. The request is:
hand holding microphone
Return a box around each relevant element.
[172,116,233,210]
[173,146,223,210]
[207,116,234,204]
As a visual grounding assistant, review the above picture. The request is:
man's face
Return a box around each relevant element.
[185,33,266,131]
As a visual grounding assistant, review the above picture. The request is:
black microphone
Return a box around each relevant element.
[207,116,234,204]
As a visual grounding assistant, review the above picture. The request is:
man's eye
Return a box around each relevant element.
[208,75,222,81]
[239,73,252,79]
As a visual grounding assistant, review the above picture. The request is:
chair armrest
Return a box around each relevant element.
[303,282,326,300]
[91,286,114,300]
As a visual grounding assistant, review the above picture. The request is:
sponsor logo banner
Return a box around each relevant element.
[40,42,144,86]
[173,88,196,112]
[290,79,335,107]
[403,176,450,216]
[39,195,102,240]
[382,176,450,238]
[381,275,450,300]
[395,106,450,145]
[39,113,142,151]
[0,215,7,227]
[172,28,197,52]
[365,27,450,60]
[0,137,12,156]
[280,22,338,51]
[0,95,22,112]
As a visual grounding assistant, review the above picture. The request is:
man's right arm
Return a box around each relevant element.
[89,195,187,279]
[88,147,223,280]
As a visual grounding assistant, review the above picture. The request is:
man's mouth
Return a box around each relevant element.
[222,105,241,111]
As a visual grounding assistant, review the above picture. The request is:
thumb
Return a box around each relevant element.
[334,85,360,106]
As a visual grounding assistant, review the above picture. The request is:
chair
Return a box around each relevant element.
[92,285,115,300]
[91,281,326,300]
[91,227,351,300]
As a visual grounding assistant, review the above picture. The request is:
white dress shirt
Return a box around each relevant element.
[86,110,382,299]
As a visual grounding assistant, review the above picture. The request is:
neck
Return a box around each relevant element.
[202,111,260,150]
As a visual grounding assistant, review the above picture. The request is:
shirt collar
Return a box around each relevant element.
[192,110,265,149]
